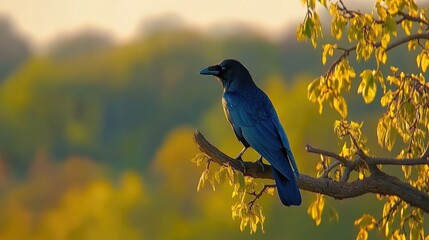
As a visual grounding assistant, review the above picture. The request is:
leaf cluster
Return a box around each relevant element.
[192,154,272,234]
[300,0,429,238]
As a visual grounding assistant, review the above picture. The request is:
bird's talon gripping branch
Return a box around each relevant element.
[235,156,247,175]
[234,146,249,174]
[234,146,248,160]
[255,156,265,172]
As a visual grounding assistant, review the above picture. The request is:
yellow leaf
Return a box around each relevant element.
[354,214,376,227]
[384,120,397,151]
[197,171,207,192]
[391,230,406,240]
[380,90,393,107]
[240,216,248,232]
[358,170,364,180]
[421,52,429,72]
[265,187,275,196]
[322,44,336,64]
[358,70,377,103]
[376,3,387,20]
[385,221,389,237]
[308,0,316,10]
[381,34,390,48]
[191,153,207,166]
[375,71,386,93]
[390,66,399,73]
[408,39,417,50]
[333,96,348,118]
[296,23,306,41]
[215,167,227,184]
[356,228,368,240]
[307,194,325,226]
[409,217,423,240]
[402,165,412,179]
[308,77,321,102]
[250,217,257,234]
[401,20,412,35]
[376,48,387,64]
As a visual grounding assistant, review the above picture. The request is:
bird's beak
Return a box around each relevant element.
[199,65,220,76]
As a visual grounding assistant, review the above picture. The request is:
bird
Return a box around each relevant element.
[199,59,301,206]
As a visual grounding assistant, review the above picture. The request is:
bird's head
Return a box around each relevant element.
[199,59,255,92]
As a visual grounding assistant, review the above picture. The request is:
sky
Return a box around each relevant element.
[0,0,306,47]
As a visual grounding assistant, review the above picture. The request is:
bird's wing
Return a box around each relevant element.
[223,98,248,145]
[270,111,300,176]
[224,91,298,177]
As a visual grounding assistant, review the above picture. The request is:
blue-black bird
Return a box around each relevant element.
[199,59,301,206]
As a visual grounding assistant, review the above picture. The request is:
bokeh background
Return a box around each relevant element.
[0,1,428,239]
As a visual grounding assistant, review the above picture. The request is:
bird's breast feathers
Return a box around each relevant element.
[222,90,272,127]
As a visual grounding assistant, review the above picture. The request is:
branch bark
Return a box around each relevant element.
[193,130,429,213]
[325,33,429,78]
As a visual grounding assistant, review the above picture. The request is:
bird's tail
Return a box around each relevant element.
[272,166,301,206]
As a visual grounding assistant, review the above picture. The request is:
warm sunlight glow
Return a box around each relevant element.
[0,0,305,45]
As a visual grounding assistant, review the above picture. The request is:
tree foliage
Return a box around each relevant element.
[194,0,429,238]
[298,1,429,238]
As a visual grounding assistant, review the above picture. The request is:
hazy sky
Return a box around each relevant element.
[0,0,306,46]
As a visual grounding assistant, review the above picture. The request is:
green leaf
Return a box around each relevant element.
[305,17,313,38]
[385,15,397,32]
[328,207,339,223]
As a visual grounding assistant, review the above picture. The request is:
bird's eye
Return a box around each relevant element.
[221,66,226,71]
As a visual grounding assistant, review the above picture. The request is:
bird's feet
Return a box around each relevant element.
[234,146,248,174]
[255,156,265,172]
[234,156,246,174]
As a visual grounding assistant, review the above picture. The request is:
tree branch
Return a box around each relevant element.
[384,33,429,51]
[193,130,429,213]
[365,156,429,166]
[397,11,429,26]
[326,33,429,78]
[305,144,350,167]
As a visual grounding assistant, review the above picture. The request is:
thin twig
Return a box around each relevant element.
[248,184,276,209]
[305,144,351,167]
[322,161,341,178]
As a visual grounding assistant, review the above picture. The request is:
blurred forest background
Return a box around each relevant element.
[0,3,427,239]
